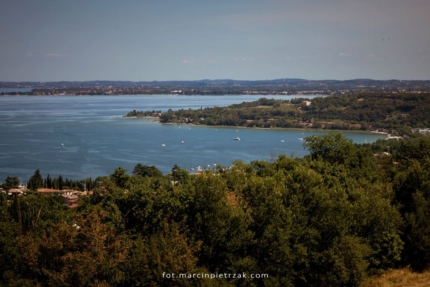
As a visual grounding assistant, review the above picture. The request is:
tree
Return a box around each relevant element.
[11,192,22,231]
[2,176,20,191]
[27,169,43,191]
[124,222,202,287]
[403,191,430,271]
[58,175,64,190]
[171,164,190,185]
[304,132,358,166]
[110,167,130,189]
[132,163,163,178]
[46,174,52,189]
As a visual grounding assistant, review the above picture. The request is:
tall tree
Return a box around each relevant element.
[27,169,43,191]
[12,193,22,231]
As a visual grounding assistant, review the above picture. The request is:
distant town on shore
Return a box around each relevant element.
[1,78,430,96]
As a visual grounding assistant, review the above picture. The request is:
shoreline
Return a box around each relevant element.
[122,116,160,120]
[124,114,390,137]
[370,130,389,135]
[156,121,389,136]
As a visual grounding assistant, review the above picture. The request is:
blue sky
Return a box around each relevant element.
[1,0,429,81]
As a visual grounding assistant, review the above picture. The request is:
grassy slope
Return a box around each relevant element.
[361,269,430,287]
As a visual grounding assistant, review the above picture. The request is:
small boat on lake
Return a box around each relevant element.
[234,137,240,141]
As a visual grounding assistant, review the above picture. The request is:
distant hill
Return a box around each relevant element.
[1,79,430,95]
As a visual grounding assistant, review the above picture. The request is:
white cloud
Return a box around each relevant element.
[202,59,217,63]
[365,53,382,61]
[338,52,350,57]
[298,55,322,60]
[233,57,254,61]
[181,59,195,64]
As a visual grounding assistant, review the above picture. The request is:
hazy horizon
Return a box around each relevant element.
[1,77,429,84]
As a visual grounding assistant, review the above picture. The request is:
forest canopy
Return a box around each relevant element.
[2,133,430,286]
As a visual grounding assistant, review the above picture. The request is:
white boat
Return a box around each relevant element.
[161,144,166,146]
[234,137,240,141]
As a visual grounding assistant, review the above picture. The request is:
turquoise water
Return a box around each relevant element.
[0,95,385,182]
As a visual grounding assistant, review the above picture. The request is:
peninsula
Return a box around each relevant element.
[125,92,430,137]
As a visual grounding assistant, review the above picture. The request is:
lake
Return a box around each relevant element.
[0,95,386,183]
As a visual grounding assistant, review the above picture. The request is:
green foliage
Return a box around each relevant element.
[171,164,190,185]
[27,169,43,191]
[304,132,358,165]
[109,167,130,189]
[130,93,430,132]
[124,222,202,287]
[125,109,161,117]
[2,176,20,191]
[132,163,163,178]
[403,191,430,271]
[3,133,430,286]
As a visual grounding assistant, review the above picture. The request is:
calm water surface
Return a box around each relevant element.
[0,95,385,182]
[0,88,33,93]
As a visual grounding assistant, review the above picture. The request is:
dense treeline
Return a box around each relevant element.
[25,169,99,191]
[135,93,430,132]
[307,93,430,129]
[1,133,430,286]
[125,109,161,118]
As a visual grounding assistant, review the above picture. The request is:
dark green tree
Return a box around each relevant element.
[27,169,43,191]
[304,132,359,166]
[58,175,64,190]
[2,176,20,191]
[110,167,130,189]
[11,193,22,231]
[403,191,430,271]
[171,164,190,185]
[46,174,52,189]
[132,163,163,178]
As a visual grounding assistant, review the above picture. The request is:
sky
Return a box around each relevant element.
[0,0,429,81]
